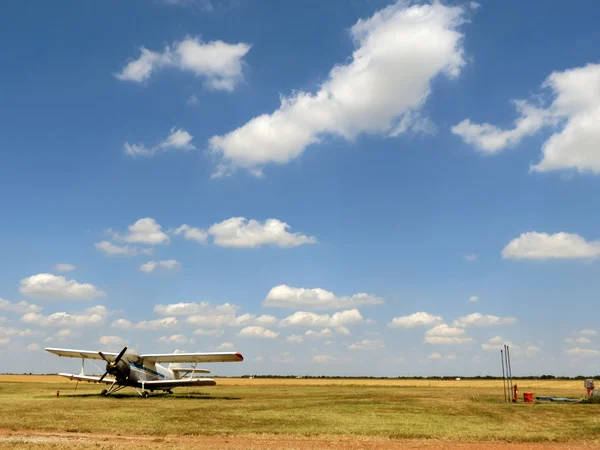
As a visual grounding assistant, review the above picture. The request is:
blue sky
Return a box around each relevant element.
[1,0,600,376]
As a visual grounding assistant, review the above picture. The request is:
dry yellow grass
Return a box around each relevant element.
[0,374,598,446]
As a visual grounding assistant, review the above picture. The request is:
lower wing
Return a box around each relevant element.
[143,378,216,389]
[58,373,116,385]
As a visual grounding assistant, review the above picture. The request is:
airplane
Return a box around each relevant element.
[45,345,244,398]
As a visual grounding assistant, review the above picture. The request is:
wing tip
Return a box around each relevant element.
[236,352,244,361]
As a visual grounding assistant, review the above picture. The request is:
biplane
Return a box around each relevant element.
[45,346,243,397]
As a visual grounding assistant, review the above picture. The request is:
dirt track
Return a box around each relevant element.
[1,430,598,450]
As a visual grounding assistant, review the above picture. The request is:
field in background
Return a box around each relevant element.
[0,375,599,448]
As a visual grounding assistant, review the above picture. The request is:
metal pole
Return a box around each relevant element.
[501,349,507,402]
[506,345,513,402]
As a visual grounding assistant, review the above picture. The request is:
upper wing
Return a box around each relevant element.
[140,351,243,364]
[57,373,116,385]
[171,368,211,375]
[45,347,118,361]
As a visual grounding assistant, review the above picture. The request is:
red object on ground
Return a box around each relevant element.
[56,390,59,397]
[513,383,518,402]
[523,393,533,403]
[587,387,593,396]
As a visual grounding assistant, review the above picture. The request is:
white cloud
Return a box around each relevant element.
[564,336,591,344]
[125,128,196,158]
[279,309,363,328]
[580,329,597,336]
[501,232,600,261]
[388,312,443,329]
[238,326,279,339]
[154,302,238,316]
[305,328,333,339]
[111,319,133,329]
[263,285,384,310]
[0,337,9,346]
[53,264,76,272]
[217,342,234,350]
[336,326,351,336]
[22,306,108,328]
[99,336,126,347]
[283,334,304,344]
[114,218,170,245]
[94,241,153,257]
[116,36,250,91]
[469,296,480,303]
[26,343,40,351]
[44,329,79,342]
[452,313,518,328]
[193,328,224,337]
[208,1,466,175]
[184,309,275,329]
[464,254,477,261]
[425,324,466,337]
[480,336,540,356]
[136,317,178,330]
[19,274,106,301]
[140,260,181,273]
[427,352,455,360]
[566,347,600,357]
[254,356,265,362]
[312,354,335,363]
[208,218,317,248]
[424,336,475,345]
[348,339,384,350]
[157,334,194,344]
[187,94,198,105]
[0,299,42,314]
[453,63,600,175]
[172,224,208,244]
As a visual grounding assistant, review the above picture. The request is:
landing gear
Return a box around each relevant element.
[141,391,149,398]
[167,390,174,395]
[100,389,108,396]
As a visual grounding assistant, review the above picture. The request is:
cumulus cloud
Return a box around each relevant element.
[99,336,126,347]
[155,302,239,316]
[279,309,363,328]
[217,342,234,350]
[209,1,466,175]
[312,354,334,363]
[238,326,279,339]
[425,324,466,337]
[111,319,133,329]
[427,352,456,360]
[53,264,76,272]
[424,335,475,345]
[263,285,384,310]
[26,343,40,351]
[22,306,108,328]
[481,336,540,356]
[502,232,600,261]
[44,329,79,342]
[116,36,250,91]
[19,274,106,301]
[566,347,600,357]
[113,218,170,245]
[136,317,178,330]
[564,336,591,344]
[156,334,194,344]
[453,63,600,175]
[348,339,384,350]
[172,224,208,244]
[139,260,181,273]
[0,299,42,314]
[193,328,224,337]
[94,241,153,257]
[580,329,597,336]
[283,334,304,344]
[452,313,518,328]
[125,128,195,158]
[469,296,480,303]
[208,218,317,248]
[464,254,477,261]
[388,312,443,329]
[305,328,333,339]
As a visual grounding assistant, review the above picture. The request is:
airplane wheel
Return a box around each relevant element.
[141,391,149,398]
[100,389,108,396]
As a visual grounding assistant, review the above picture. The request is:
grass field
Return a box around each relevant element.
[1,375,599,449]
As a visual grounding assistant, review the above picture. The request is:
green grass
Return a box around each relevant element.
[0,377,599,442]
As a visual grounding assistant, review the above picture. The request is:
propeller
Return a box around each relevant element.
[98,346,128,382]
